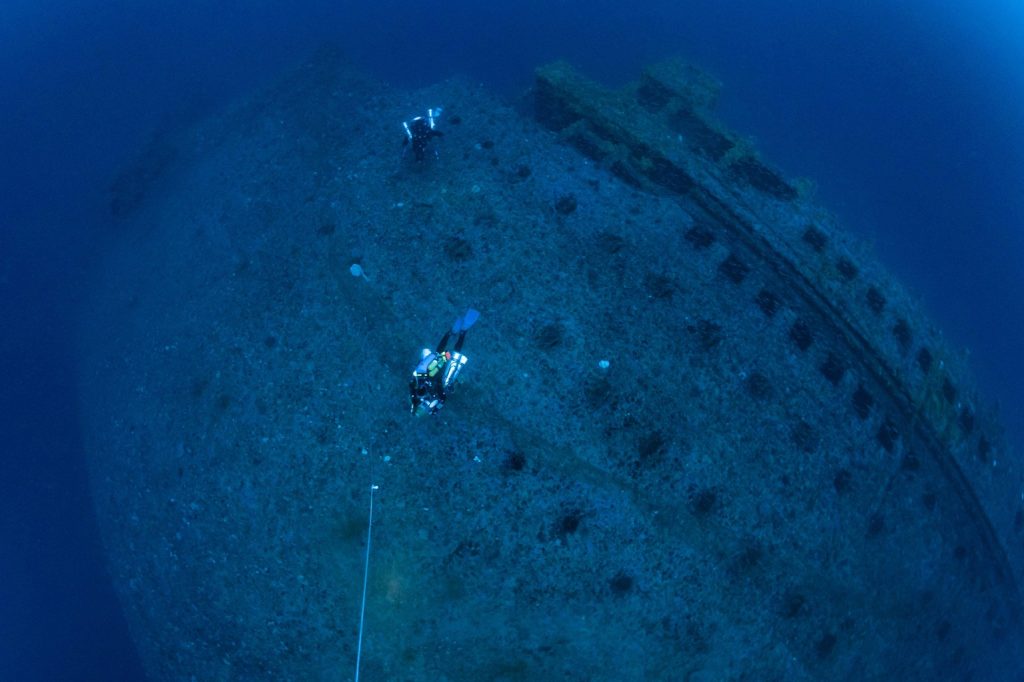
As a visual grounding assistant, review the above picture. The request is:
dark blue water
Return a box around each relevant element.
[2,2,1022,678]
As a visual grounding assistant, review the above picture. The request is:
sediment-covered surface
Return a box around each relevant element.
[79,49,1023,681]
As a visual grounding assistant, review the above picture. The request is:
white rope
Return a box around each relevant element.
[354,483,378,682]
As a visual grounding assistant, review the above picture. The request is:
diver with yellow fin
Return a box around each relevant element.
[409,309,479,416]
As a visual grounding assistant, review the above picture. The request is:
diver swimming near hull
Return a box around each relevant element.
[409,308,479,416]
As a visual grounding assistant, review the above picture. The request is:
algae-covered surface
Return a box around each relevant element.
[78,49,1023,680]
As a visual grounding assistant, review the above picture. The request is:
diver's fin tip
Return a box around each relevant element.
[458,308,480,332]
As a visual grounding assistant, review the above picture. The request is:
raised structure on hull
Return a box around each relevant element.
[535,57,1023,603]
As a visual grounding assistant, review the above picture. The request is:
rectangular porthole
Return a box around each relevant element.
[866,287,886,315]
[877,418,899,452]
[852,385,874,420]
[819,353,845,386]
[789,321,813,351]
[836,257,858,280]
[755,289,779,318]
[685,225,715,249]
[892,319,912,352]
[916,347,933,374]
[802,225,827,252]
[718,253,750,284]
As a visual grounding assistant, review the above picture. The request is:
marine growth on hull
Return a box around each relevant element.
[81,48,1023,681]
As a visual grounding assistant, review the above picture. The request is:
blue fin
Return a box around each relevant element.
[452,308,480,333]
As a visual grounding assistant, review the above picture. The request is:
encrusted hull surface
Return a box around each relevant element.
[80,51,1023,680]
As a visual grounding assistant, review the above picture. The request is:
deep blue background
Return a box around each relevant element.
[2,2,1022,679]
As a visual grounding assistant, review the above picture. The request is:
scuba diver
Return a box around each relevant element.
[409,309,479,416]
[402,107,444,162]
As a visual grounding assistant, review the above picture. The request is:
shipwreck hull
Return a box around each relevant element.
[79,51,1022,680]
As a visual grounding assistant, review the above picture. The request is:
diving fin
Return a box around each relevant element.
[452,308,480,333]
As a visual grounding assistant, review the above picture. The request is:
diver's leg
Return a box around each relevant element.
[436,331,452,352]
[453,331,467,353]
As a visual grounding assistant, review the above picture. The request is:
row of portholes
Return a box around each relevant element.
[686,222,990,465]
[703,229,904,454]
[796,225,991,463]
[800,226,1024,564]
